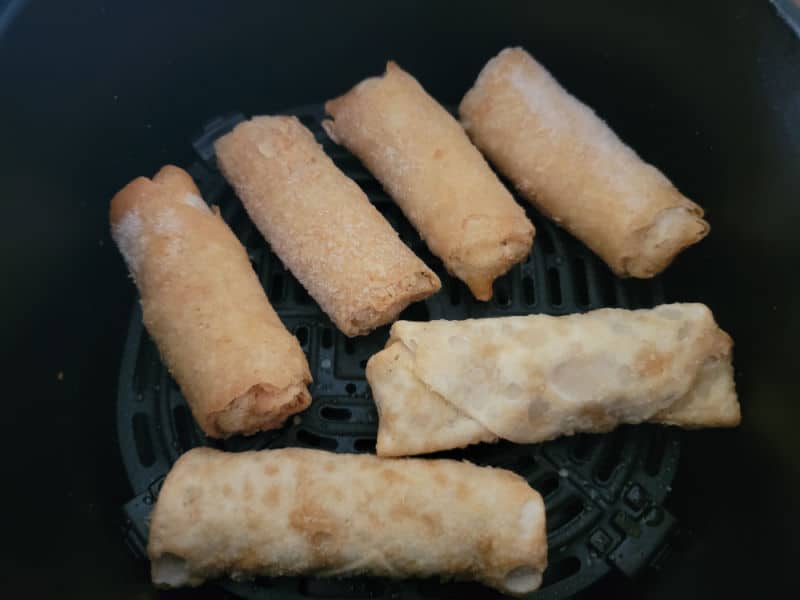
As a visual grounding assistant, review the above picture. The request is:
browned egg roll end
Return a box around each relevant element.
[623,205,710,278]
[110,165,312,438]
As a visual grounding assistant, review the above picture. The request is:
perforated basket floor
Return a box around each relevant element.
[118,106,680,599]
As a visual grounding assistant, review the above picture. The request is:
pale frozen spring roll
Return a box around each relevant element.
[148,447,548,596]
[324,62,535,301]
[110,166,312,438]
[367,304,740,457]
[460,47,709,278]
[215,116,440,337]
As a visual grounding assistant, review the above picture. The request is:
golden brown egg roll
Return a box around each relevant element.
[323,62,535,301]
[147,447,548,596]
[367,304,740,457]
[110,166,312,438]
[459,47,709,278]
[215,116,440,337]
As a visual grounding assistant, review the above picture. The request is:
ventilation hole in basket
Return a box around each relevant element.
[548,268,563,306]
[534,472,560,499]
[295,326,309,346]
[133,338,158,394]
[522,275,536,305]
[133,413,155,467]
[510,454,538,473]
[398,300,429,322]
[168,376,180,393]
[320,406,352,421]
[645,428,667,475]
[572,257,590,306]
[546,497,584,533]
[570,434,598,462]
[627,280,653,309]
[296,429,337,451]
[539,228,555,253]
[595,433,628,482]
[598,272,616,306]
[172,405,196,452]
[494,276,512,307]
[270,272,284,300]
[344,337,356,354]
[334,154,364,176]
[354,438,377,453]
[319,327,333,349]
[359,358,368,369]
[449,280,461,306]
[541,556,581,587]
[375,199,394,214]
[345,383,357,395]
[294,285,312,305]
[297,114,316,128]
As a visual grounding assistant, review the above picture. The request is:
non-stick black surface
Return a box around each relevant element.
[2,1,798,599]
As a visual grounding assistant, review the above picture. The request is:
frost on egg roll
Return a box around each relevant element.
[459,47,709,278]
[323,61,534,301]
[110,165,312,438]
[215,116,440,337]
[147,447,548,597]
[367,304,740,456]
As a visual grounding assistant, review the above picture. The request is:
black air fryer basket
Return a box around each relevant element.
[2,2,798,599]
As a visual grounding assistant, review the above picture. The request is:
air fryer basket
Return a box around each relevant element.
[119,107,683,599]
[3,3,798,600]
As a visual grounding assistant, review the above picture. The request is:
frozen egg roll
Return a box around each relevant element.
[215,116,440,337]
[367,304,740,456]
[110,166,312,438]
[324,62,534,301]
[460,47,709,278]
[148,447,548,596]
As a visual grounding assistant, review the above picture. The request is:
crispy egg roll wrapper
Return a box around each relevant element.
[367,304,740,457]
[110,166,312,438]
[459,48,709,278]
[323,62,534,301]
[148,447,548,596]
[215,116,440,337]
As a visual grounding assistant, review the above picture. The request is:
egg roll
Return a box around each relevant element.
[459,47,709,278]
[215,116,440,337]
[323,62,534,301]
[110,166,312,438]
[148,447,547,596]
[367,304,740,457]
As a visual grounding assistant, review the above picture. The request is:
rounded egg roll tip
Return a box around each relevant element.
[342,270,442,337]
[620,206,711,278]
[207,383,312,439]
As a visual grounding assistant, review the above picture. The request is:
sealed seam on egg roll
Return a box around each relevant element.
[148,447,547,597]
[110,166,312,438]
[459,47,709,278]
[367,304,740,457]
[324,62,535,301]
[215,116,440,337]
